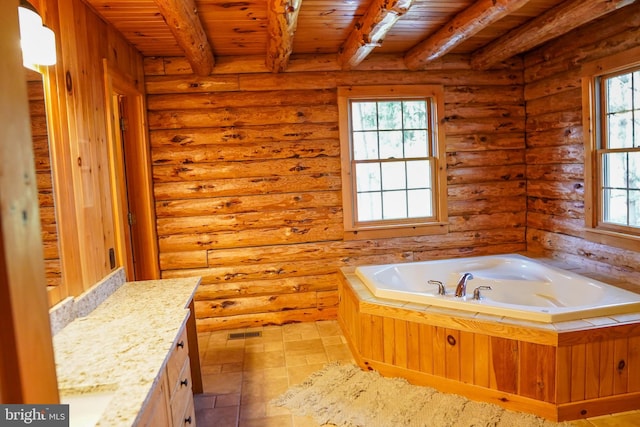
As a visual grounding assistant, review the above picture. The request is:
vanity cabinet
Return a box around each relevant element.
[137,370,170,426]
[137,324,196,426]
[167,326,195,426]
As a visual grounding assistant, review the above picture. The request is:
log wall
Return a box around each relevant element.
[523,3,640,286]
[144,57,527,331]
[25,70,61,304]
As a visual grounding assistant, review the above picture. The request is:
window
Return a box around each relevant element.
[338,85,447,239]
[582,49,640,249]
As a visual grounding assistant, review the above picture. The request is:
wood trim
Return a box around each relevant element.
[103,60,160,280]
[265,0,302,73]
[186,300,203,394]
[471,0,636,70]
[0,0,58,402]
[39,0,84,301]
[339,0,414,70]
[337,85,448,238]
[152,0,214,76]
[580,45,640,249]
[581,74,597,229]
[404,0,530,70]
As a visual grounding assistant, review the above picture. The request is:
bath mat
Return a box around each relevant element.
[272,363,571,427]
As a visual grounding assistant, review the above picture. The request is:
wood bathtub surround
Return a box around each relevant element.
[145,58,528,331]
[339,270,640,421]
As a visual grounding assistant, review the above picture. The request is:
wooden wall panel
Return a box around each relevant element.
[33,0,146,302]
[145,62,527,330]
[523,2,640,287]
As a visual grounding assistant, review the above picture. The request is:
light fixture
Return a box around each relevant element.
[18,0,56,69]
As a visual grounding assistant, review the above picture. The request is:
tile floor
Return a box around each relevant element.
[193,320,640,427]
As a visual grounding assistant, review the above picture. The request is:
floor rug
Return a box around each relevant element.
[273,363,571,427]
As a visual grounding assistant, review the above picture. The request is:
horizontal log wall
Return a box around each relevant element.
[523,3,640,286]
[26,71,62,305]
[144,58,527,331]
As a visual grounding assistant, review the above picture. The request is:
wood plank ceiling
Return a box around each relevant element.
[85,0,636,75]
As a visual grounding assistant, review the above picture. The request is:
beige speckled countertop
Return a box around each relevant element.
[53,277,201,426]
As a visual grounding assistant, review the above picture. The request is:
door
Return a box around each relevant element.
[104,61,160,281]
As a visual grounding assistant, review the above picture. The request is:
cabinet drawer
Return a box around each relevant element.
[167,326,189,392]
[170,357,193,427]
[179,392,196,427]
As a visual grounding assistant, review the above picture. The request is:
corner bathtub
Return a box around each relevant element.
[355,254,640,323]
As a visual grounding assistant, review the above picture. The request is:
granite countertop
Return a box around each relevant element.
[53,277,201,426]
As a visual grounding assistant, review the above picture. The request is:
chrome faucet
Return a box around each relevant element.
[455,273,474,297]
[428,280,446,295]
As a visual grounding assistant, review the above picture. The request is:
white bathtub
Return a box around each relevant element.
[355,254,640,323]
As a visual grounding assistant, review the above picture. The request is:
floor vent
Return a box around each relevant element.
[228,331,262,340]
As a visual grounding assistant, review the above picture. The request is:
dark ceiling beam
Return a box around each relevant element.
[471,0,636,70]
[339,0,414,70]
[266,0,303,73]
[153,0,215,76]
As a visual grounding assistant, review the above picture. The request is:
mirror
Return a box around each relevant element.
[25,67,62,307]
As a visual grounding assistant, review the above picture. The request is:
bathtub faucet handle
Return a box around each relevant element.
[427,280,446,295]
[472,286,492,301]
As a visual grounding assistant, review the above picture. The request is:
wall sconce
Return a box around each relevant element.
[18,0,56,69]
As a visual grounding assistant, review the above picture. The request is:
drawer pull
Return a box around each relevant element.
[184,416,192,424]
[181,378,189,387]
[177,340,185,349]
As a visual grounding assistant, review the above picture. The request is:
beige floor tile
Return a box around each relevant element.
[316,320,342,337]
[242,366,288,383]
[205,347,245,364]
[287,363,326,386]
[305,352,329,364]
[284,338,325,354]
[203,371,243,395]
[196,406,239,427]
[216,393,241,408]
[282,323,321,340]
[284,353,310,367]
[263,341,284,352]
[239,401,266,420]
[194,393,216,411]
[324,343,355,363]
[243,350,286,370]
[261,328,284,342]
[201,363,223,375]
[244,343,265,353]
[320,335,345,346]
[221,362,244,373]
[241,376,289,404]
[587,410,640,426]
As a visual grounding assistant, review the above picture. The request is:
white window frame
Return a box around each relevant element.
[338,85,448,240]
[582,47,640,251]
